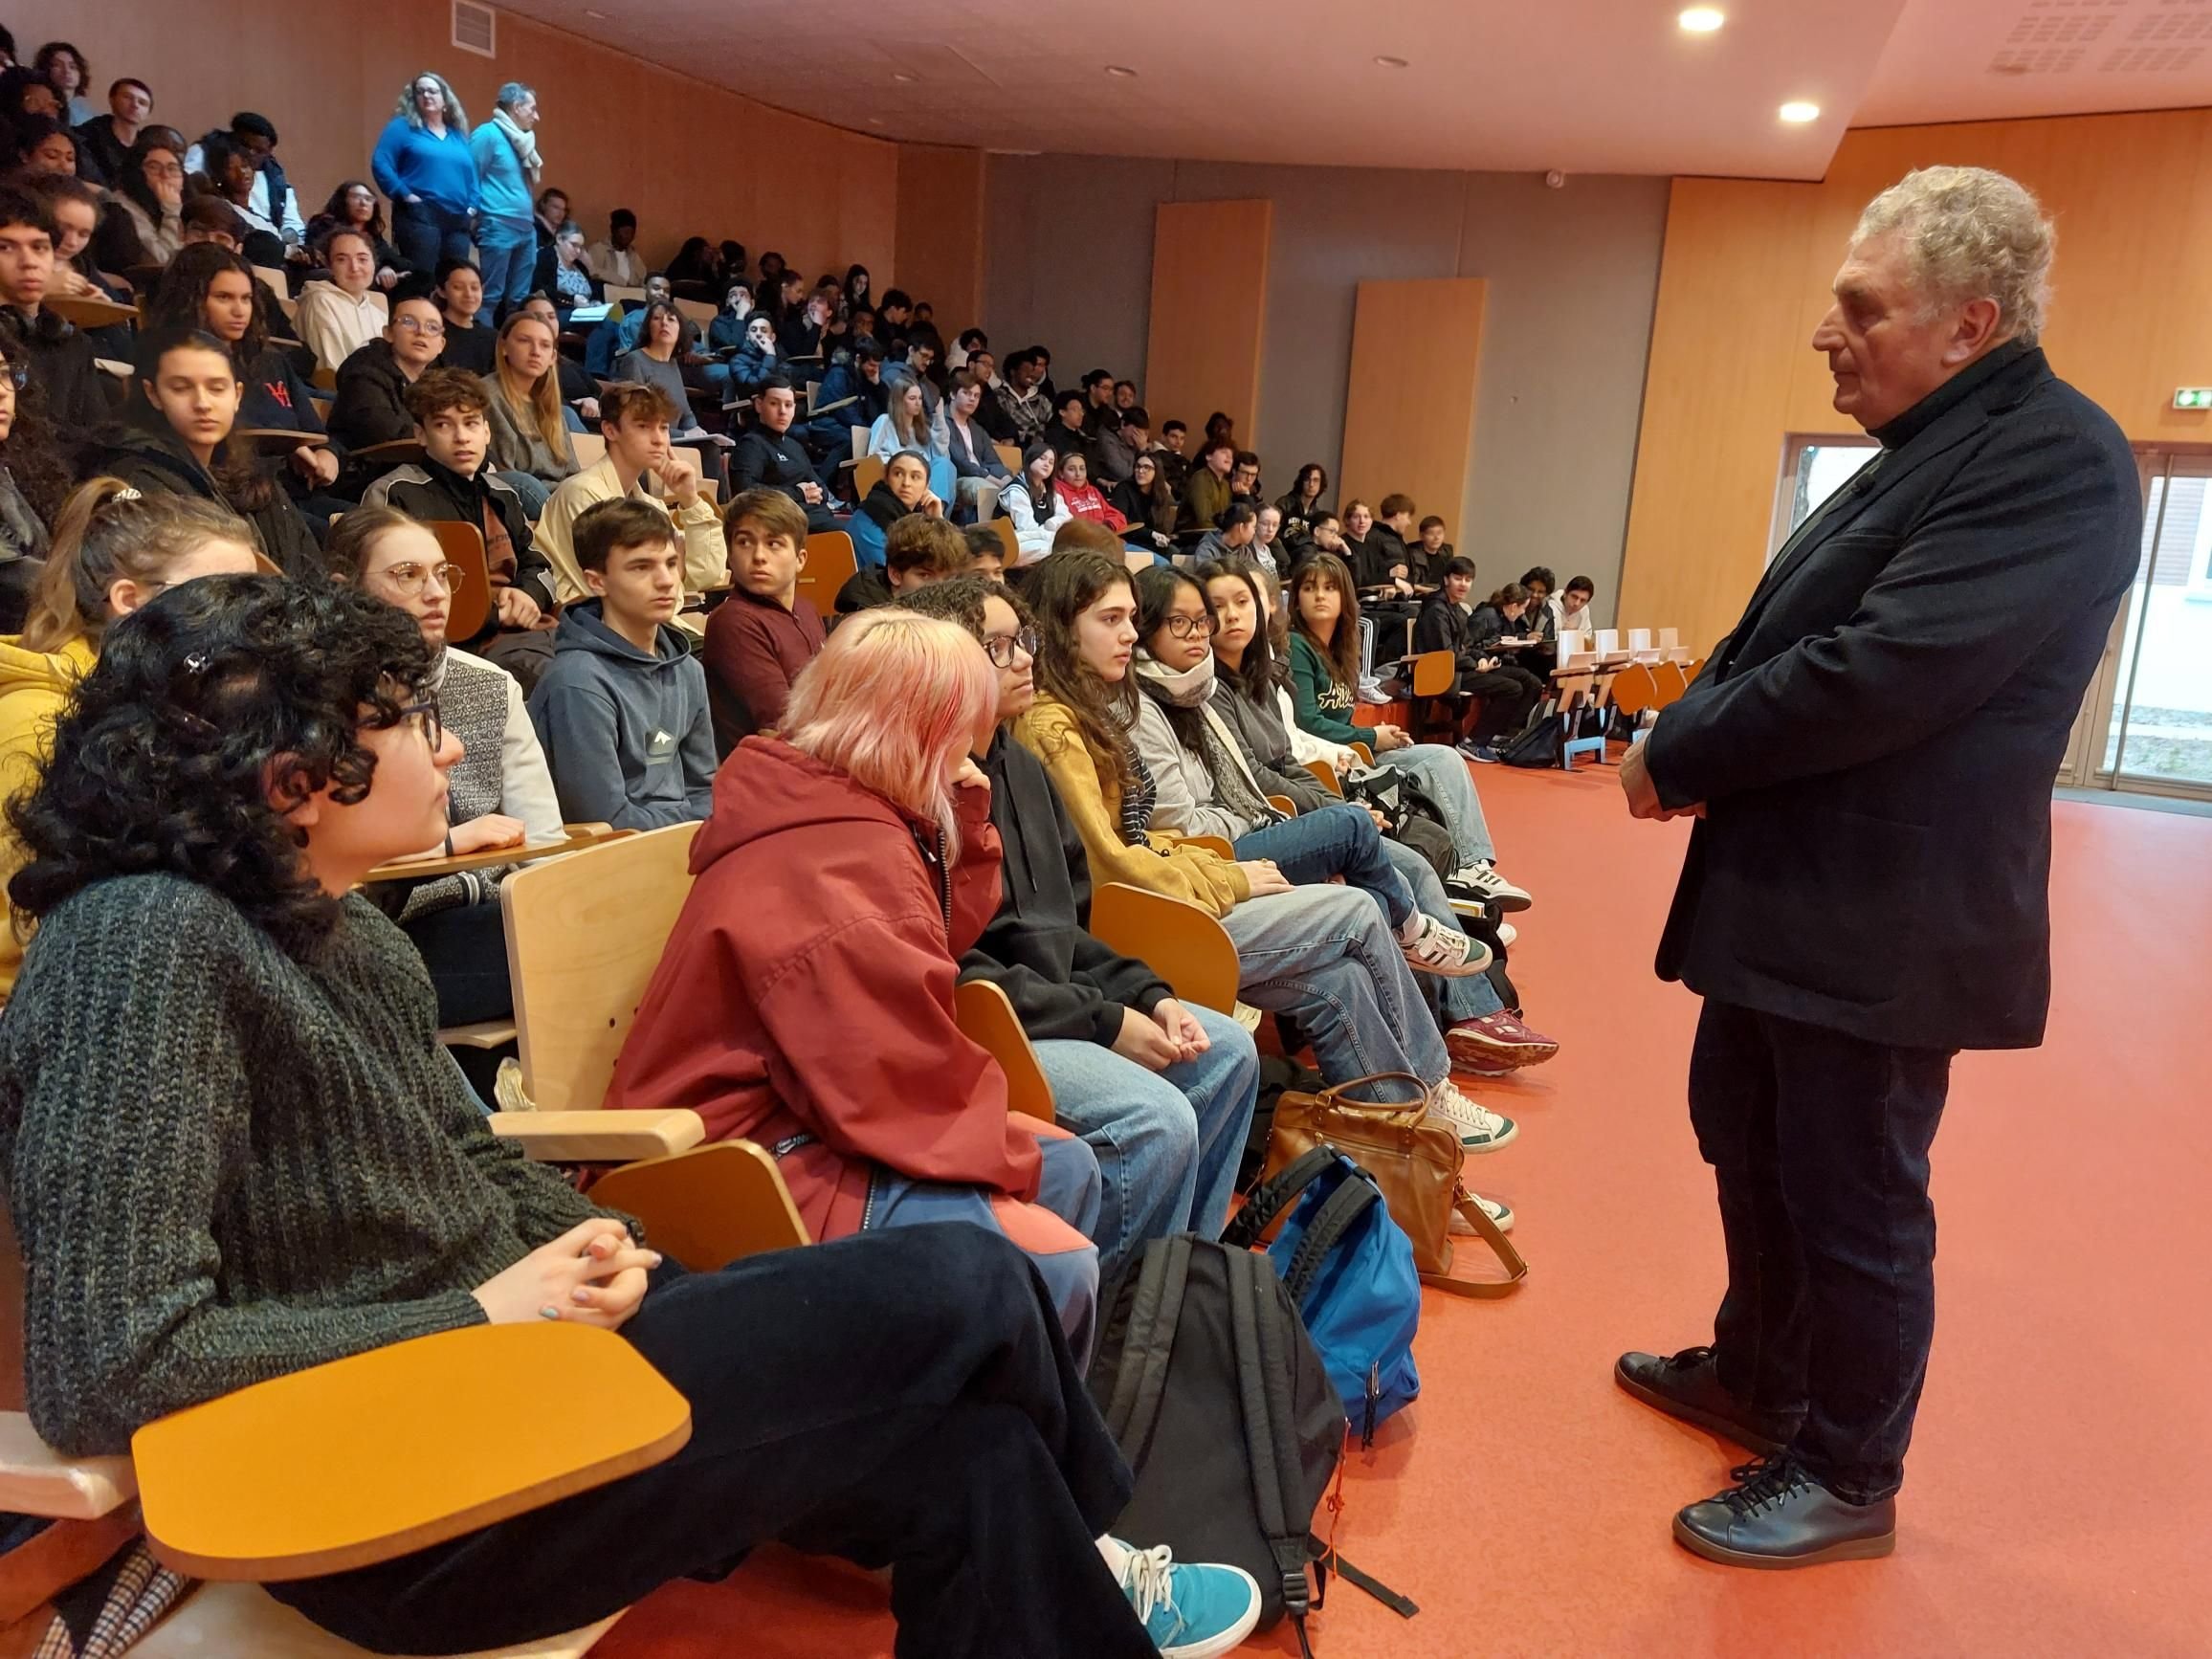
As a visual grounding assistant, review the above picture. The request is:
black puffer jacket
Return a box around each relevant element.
[961,728,1172,1046]
[87,428,325,584]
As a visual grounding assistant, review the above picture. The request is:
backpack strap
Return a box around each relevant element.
[1102,1235,1192,1448]
[1221,1146,1341,1250]
[1419,1183,1532,1299]
[1227,1249,1320,1628]
[1280,1175,1382,1306]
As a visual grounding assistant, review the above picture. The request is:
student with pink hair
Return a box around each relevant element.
[608,608,1105,1354]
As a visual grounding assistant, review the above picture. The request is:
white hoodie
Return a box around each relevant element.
[296,279,388,376]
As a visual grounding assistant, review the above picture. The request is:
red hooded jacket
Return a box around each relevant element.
[606,736,1034,1243]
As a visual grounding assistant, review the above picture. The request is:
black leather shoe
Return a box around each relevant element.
[1672,1454,1897,1568]
[1615,1345,1799,1454]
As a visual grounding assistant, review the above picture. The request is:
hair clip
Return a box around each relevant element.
[111,486,143,502]
[183,652,210,675]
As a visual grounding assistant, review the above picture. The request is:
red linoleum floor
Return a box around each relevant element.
[598,764,2212,1658]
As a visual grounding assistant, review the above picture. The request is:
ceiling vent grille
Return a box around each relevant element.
[453,0,497,58]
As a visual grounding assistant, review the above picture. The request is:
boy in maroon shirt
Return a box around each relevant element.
[701,488,824,754]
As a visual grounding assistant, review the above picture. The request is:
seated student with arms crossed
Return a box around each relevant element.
[608,609,1111,1348]
[535,380,724,604]
[0,574,1255,1659]
[901,575,1262,1279]
[361,366,558,689]
[838,511,968,616]
[1017,548,1523,1190]
[701,486,823,754]
[329,505,559,1095]
[527,498,715,830]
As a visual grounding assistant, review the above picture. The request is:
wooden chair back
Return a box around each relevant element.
[1266,794,1297,817]
[800,528,858,610]
[501,822,702,1113]
[604,284,648,311]
[570,431,608,470]
[673,298,716,327]
[1656,661,1692,700]
[253,266,295,321]
[852,453,887,500]
[1607,662,1662,719]
[424,520,494,643]
[1409,648,1457,698]
[954,980,1055,1124]
[994,441,1023,476]
[1682,655,1707,685]
[587,1141,810,1269]
[1090,883,1241,1014]
[1302,758,1341,795]
[984,518,1019,567]
[1348,741,1375,769]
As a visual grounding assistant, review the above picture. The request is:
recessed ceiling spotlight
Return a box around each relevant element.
[1677,7,1724,33]
[867,117,886,126]
[583,7,607,15]
[892,70,918,83]
[1375,55,1409,69]
[1105,64,1139,77]
[1779,100,1820,122]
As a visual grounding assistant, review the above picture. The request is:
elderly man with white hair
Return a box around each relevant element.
[1612,166,2140,1566]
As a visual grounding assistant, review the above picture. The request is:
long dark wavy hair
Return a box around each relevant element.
[0,339,71,529]
[1194,555,1282,708]
[8,576,431,958]
[126,325,283,516]
[1024,548,1141,801]
[315,179,389,245]
[147,243,269,364]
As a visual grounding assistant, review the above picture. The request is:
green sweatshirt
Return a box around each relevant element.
[0,874,619,1455]
[1288,631,1362,746]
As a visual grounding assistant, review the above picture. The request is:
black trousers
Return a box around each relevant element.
[392,199,476,274]
[1456,666,1544,743]
[270,1225,1154,1658]
[402,900,514,1102]
[1688,999,1954,1503]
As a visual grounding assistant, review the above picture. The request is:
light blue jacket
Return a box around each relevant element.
[469,119,534,229]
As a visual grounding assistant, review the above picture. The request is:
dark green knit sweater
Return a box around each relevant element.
[0,874,616,1456]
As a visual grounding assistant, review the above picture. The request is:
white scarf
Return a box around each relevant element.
[1135,654,1277,826]
[493,107,543,186]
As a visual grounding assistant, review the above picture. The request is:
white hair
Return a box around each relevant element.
[1851,166,2055,344]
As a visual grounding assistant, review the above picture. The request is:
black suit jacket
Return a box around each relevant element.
[1646,344,2138,1051]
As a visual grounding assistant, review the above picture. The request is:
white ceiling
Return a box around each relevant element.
[499,0,2212,180]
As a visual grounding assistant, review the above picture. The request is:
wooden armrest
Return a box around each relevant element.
[133,1322,692,1581]
[587,1140,809,1270]
[1300,759,1341,795]
[1349,741,1375,768]
[364,827,615,884]
[1266,793,1297,816]
[0,1412,137,1519]
[437,1019,518,1050]
[561,822,615,838]
[491,1110,705,1161]
[955,980,1054,1125]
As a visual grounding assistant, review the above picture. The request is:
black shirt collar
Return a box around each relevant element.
[1869,338,2038,450]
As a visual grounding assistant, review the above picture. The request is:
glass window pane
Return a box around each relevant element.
[2112,470,2212,785]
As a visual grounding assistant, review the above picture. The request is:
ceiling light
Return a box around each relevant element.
[866,117,886,127]
[892,71,917,83]
[583,7,607,15]
[1105,64,1139,77]
[1779,100,1820,122]
[1677,7,1724,33]
[1375,55,1409,69]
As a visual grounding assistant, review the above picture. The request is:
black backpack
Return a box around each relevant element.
[1087,1235,1345,1648]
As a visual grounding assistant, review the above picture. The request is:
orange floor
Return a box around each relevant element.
[599,763,2212,1659]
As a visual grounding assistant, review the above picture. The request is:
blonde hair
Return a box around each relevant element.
[394,71,469,131]
[19,479,257,653]
[493,311,574,467]
[1852,166,2055,345]
[779,609,994,860]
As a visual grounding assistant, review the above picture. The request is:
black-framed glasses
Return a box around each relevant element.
[0,362,26,391]
[1161,614,1214,640]
[983,628,1037,669]
[394,696,443,752]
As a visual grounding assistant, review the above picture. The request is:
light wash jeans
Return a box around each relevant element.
[496,468,553,520]
[1232,802,1414,930]
[1032,1004,1258,1281]
[1382,838,1505,1027]
[475,218,537,320]
[1221,884,1451,1098]
[1377,742,1496,867]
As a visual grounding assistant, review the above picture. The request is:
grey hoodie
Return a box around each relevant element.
[526,600,716,830]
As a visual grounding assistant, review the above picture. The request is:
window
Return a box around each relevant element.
[1770,437,1879,564]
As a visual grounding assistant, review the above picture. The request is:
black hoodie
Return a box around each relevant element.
[327,337,418,453]
[961,728,1172,1045]
[89,428,326,584]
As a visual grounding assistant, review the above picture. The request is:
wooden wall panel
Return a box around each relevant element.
[1143,200,1272,448]
[1621,108,2212,653]
[22,0,899,277]
[1338,278,1488,539]
[892,144,985,332]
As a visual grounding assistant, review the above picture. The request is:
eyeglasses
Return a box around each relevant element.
[983,628,1037,669]
[143,160,185,179]
[1161,614,1214,640]
[394,696,444,751]
[0,363,26,390]
[375,560,467,594]
[393,316,446,337]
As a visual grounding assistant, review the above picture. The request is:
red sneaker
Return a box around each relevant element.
[1446,1009,1560,1070]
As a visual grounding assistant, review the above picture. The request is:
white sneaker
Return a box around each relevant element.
[1357,675,1394,705]
[1397,912,1491,978]
[1496,921,1517,948]
[1450,1191,1516,1233]
[1428,1080,1518,1152]
[1449,860,1533,913]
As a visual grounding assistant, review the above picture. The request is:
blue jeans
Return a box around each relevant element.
[563,404,586,434]
[1232,802,1413,930]
[1032,1004,1258,1282]
[1377,743,1496,867]
[1382,839,1504,1027]
[475,218,537,320]
[496,468,553,520]
[1220,884,1451,1096]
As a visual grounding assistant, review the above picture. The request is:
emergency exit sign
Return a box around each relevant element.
[2176,387,2212,409]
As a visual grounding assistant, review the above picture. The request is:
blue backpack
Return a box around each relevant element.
[1224,1148,1423,1445]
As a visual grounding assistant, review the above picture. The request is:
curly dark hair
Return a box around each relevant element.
[146,242,269,364]
[0,338,72,527]
[8,576,432,959]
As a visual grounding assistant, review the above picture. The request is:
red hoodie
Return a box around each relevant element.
[606,736,1033,1243]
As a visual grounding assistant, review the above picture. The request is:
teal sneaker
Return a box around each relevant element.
[1103,1537,1262,1658]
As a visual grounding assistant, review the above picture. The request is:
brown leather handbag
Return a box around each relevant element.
[1254,1072,1527,1298]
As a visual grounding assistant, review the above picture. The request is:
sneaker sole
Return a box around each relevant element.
[1612,1360,1789,1455]
[1446,1029,1559,1070]
[1670,1515,1897,1570]
[1157,1579,1264,1659]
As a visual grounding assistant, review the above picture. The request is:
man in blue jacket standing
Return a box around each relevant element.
[471,83,544,322]
[1615,167,2140,1567]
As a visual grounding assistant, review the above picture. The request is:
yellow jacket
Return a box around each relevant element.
[0,632,96,999]
[1012,696,1250,919]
